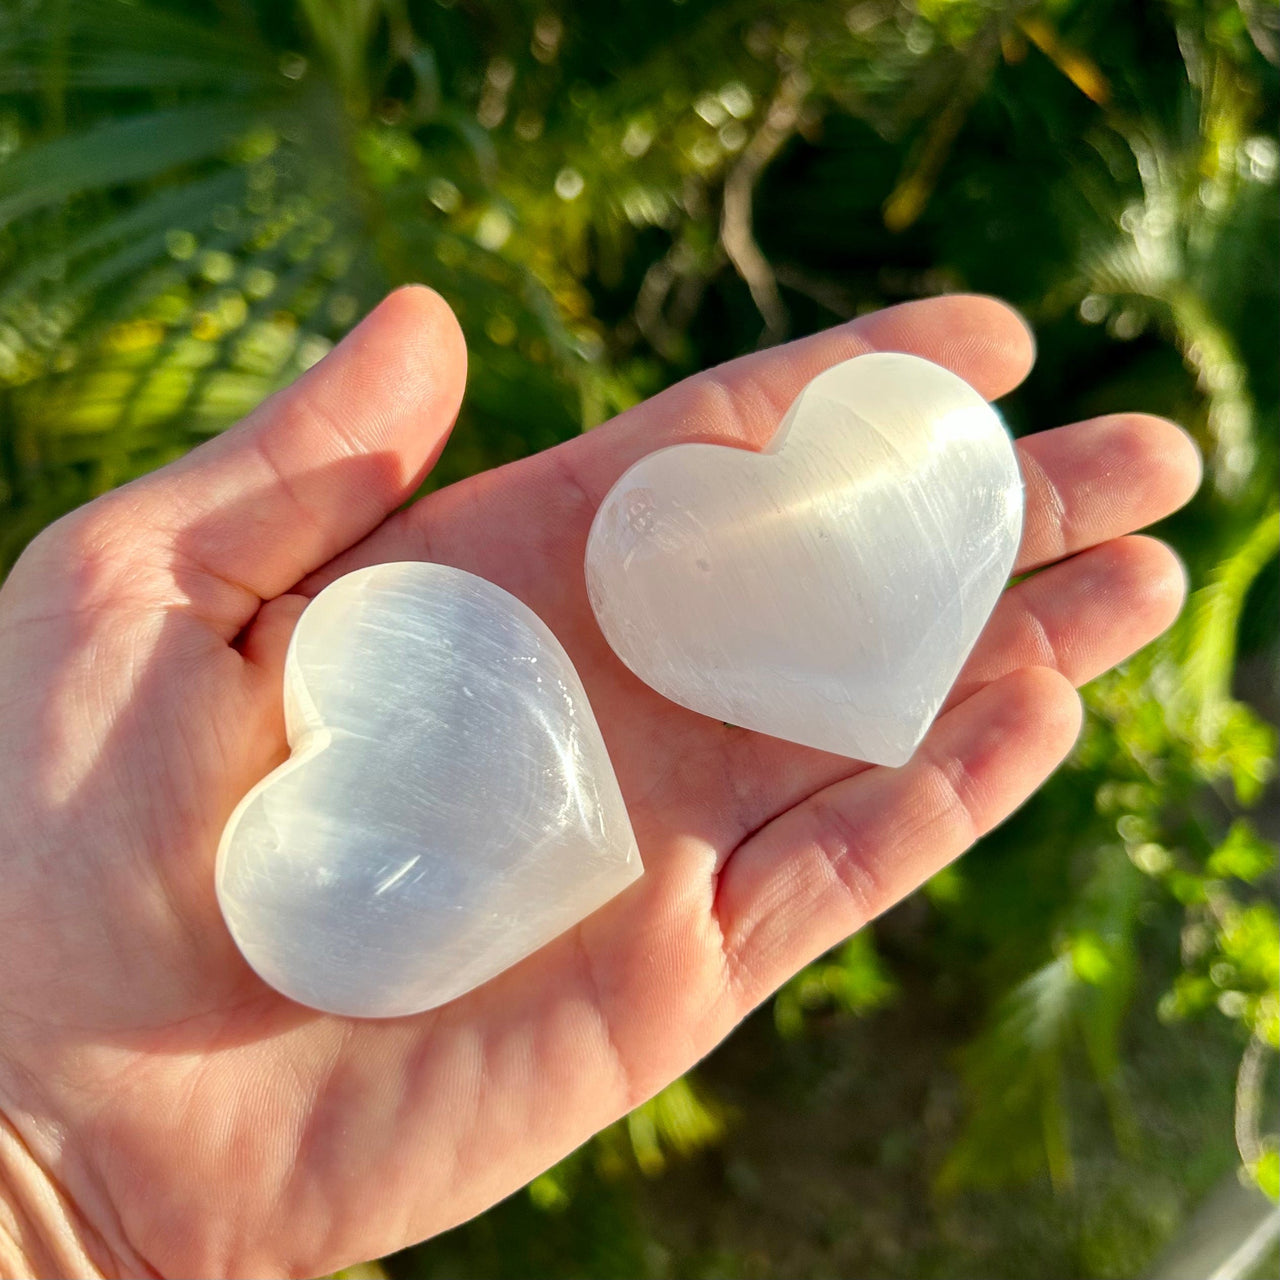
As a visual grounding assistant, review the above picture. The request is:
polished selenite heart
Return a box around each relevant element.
[585,353,1023,766]
[216,562,641,1018]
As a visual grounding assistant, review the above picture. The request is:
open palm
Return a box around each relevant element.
[0,289,1200,1279]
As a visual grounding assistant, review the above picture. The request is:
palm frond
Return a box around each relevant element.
[0,101,277,226]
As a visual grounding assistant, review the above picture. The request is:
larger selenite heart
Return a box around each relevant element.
[216,562,641,1018]
[585,353,1023,766]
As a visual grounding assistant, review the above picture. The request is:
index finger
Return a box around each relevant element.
[571,293,1036,499]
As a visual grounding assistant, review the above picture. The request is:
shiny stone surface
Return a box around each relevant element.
[217,562,641,1018]
[585,353,1024,766]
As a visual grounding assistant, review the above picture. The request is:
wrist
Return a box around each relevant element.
[0,1110,107,1280]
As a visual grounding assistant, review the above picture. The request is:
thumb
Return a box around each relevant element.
[74,285,468,637]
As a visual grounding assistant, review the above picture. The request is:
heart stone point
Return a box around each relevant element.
[585,352,1024,766]
[217,561,641,1018]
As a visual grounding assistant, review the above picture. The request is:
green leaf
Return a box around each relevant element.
[1207,820,1279,883]
[773,930,897,1038]
[0,168,248,313]
[0,101,274,226]
[1180,512,1280,718]
[0,49,277,93]
[1070,931,1114,985]
[623,1075,725,1177]
[1250,1146,1280,1202]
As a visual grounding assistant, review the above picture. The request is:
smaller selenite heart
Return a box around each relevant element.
[216,562,641,1018]
[585,353,1024,766]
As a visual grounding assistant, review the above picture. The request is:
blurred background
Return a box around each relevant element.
[0,0,1277,1276]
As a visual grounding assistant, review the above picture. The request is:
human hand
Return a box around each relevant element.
[0,288,1200,1278]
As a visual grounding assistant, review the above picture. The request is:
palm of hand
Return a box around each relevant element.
[0,290,1198,1278]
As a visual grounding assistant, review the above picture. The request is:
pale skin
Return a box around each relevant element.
[0,288,1201,1279]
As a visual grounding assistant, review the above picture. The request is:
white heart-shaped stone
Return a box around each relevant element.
[216,562,641,1018]
[585,353,1023,766]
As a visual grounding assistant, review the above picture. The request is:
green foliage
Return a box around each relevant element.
[529,1074,727,1210]
[2,0,1277,1273]
[773,929,899,1039]
[0,0,584,561]
[1255,1146,1280,1201]
[939,508,1279,1201]
[939,845,1145,1195]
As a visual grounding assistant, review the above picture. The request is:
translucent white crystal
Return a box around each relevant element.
[217,562,641,1018]
[585,353,1024,766]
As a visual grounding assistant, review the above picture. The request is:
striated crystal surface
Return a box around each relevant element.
[585,353,1024,766]
[217,561,641,1018]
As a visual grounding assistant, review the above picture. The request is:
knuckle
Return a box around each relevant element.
[13,494,146,608]
[804,798,884,925]
[918,752,983,849]
[1018,600,1059,671]
[670,369,767,448]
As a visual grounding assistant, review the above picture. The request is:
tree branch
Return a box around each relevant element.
[720,68,808,348]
